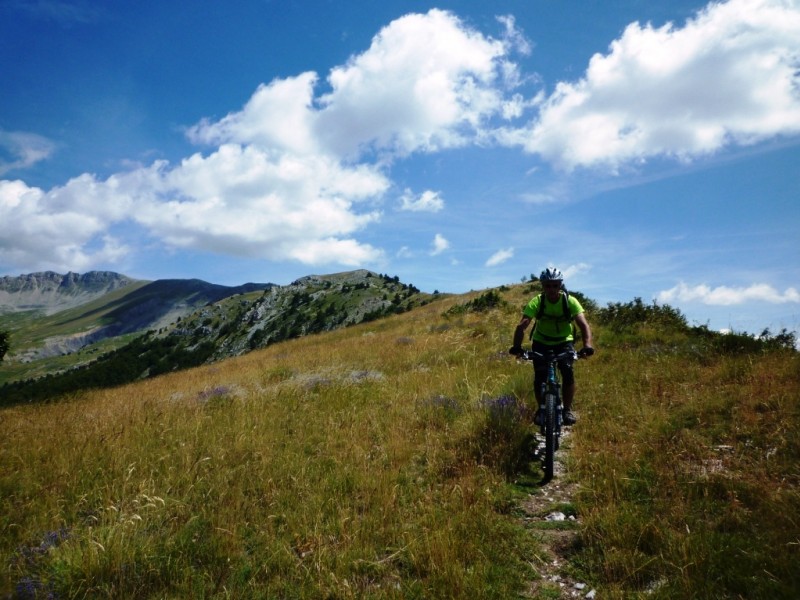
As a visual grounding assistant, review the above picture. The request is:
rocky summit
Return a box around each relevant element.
[0,271,138,314]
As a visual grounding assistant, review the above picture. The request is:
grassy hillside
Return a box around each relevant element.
[0,282,152,385]
[0,271,436,404]
[0,277,273,386]
[1,284,797,598]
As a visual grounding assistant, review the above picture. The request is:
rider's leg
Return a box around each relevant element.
[563,382,575,411]
[560,351,577,424]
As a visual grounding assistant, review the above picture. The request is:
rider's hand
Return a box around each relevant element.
[578,346,594,358]
[509,346,524,356]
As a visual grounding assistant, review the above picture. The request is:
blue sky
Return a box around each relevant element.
[1,0,799,338]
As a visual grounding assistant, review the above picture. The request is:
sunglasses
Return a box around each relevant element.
[543,282,561,289]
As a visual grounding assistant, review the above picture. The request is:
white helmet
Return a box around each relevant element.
[539,267,564,282]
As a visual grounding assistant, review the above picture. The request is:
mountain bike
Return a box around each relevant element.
[519,347,584,483]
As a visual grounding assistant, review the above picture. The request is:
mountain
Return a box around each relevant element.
[0,271,137,315]
[0,272,274,375]
[0,269,437,398]
[161,269,432,361]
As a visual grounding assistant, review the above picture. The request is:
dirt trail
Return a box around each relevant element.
[519,429,597,599]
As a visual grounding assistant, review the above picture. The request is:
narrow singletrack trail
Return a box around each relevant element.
[519,429,597,599]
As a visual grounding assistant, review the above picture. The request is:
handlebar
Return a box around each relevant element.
[512,347,593,362]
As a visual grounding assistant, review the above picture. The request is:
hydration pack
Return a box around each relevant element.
[536,290,572,322]
[531,289,575,342]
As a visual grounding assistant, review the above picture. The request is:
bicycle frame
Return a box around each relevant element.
[521,348,577,483]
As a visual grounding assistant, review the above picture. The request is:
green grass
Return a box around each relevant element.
[1,284,798,598]
[571,334,800,598]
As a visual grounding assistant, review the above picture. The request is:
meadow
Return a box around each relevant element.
[1,285,798,598]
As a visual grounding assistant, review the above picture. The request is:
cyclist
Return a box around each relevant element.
[509,267,594,425]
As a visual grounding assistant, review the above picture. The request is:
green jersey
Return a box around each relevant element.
[523,292,584,344]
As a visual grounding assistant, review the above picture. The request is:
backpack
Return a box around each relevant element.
[531,290,575,341]
[536,290,571,322]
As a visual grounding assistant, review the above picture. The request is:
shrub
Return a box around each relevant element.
[596,297,688,333]
[475,395,537,478]
[446,290,507,316]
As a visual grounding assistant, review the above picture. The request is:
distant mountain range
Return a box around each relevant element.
[0,271,139,314]
[0,269,437,401]
[0,271,274,364]
[0,271,271,316]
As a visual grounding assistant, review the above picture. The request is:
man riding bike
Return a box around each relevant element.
[509,268,595,425]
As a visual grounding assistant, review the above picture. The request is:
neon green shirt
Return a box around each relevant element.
[523,292,584,344]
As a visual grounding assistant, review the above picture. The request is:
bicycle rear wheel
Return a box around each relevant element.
[543,390,557,480]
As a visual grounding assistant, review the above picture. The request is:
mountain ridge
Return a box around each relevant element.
[0,271,139,315]
[0,269,435,393]
[0,271,274,374]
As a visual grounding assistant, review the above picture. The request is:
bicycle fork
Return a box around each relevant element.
[539,364,563,432]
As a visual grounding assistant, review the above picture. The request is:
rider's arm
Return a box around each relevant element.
[575,313,593,350]
[512,315,532,351]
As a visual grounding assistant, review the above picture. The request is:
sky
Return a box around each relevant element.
[1,0,799,338]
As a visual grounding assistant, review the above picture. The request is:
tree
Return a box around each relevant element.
[0,330,8,362]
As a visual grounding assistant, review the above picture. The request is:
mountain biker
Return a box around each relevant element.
[509,267,594,425]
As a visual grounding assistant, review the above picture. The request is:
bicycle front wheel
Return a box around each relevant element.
[543,390,557,480]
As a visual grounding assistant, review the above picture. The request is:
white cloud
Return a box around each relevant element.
[315,9,511,158]
[486,247,514,267]
[186,73,320,155]
[138,145,388,265]
[562,263,591,280]
[0,178,129,272]
[431,233,450,256]
[0,130,55,175]
[399,189,444,212]
[521,0,800,171]
[519,191,561,205]
[0,147,389,273]
[0,8,517,274]
[0,10,529,274]
[657,282,800,305]
[496,15,532,58]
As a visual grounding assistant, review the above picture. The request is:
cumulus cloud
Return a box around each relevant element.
[399,189,444,212]
[431,234,450,256]
[2,9,517,273]
[148,145,388,264]
[657,282,800,305]
[0,178,130,271]
[315,9,514,158]
[486,247,514,267]
[186,73,320,155]
[520,0,800,171]
[6,2,799,277]
[0,130,55,175]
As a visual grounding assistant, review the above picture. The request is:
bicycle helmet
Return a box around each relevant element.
[539,267,564,282]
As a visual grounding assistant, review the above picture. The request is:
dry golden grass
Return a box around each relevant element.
[2,284,798,598]
[1,292,541,598]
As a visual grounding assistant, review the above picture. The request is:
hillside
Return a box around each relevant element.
[0,283,796,598]
[0,273,274,384]
[0,270,437,401]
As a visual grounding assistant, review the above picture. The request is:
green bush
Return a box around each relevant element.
[447,290,507,316]
[596,297,688,333]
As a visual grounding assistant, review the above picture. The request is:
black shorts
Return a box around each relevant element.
[532,341,576,388]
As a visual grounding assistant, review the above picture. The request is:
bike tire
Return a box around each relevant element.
[543,390,557,480]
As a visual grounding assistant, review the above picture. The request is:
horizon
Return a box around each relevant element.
[1,0,798,338]
[2,266,795,343]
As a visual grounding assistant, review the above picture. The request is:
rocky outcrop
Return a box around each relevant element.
[0,271,137,314]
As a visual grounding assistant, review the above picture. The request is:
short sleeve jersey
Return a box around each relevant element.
[522,292,585,344]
